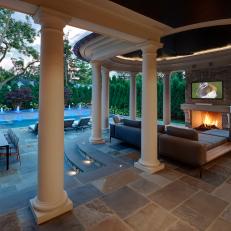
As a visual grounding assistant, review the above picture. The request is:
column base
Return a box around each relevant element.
[89,137,105,144]
[30,196,73,224]
[134,159,165,174]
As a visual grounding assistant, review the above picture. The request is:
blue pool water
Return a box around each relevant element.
[0,108,91,128]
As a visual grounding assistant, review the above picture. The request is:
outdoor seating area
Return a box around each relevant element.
[0,0,231,230]
[110,118,231,177]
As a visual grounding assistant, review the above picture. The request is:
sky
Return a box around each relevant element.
[1,11,89,70]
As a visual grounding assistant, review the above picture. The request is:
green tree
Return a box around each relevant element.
[64,37,92,86]
[0,8,39,89]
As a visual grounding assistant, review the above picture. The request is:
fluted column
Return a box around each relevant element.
[101,67,110,129]
[135,42,164,173]
[30,8,72,224]
[163,72,171,125]
[90,60,105,144]
[129,72,137,120]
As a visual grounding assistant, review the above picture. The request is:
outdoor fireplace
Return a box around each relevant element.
[181,103,231,138]
[191,111,222,131]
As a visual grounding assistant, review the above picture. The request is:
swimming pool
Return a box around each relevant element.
[0,108,91,128]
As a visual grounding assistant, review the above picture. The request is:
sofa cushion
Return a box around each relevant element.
[115,124,141,148]
[123,119,141,128]
[113,115,121,123]
[166,126,198,141]
[158,124,165,133]
[198,133,227,150]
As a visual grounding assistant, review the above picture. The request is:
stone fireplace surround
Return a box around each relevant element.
[181,66,231,139]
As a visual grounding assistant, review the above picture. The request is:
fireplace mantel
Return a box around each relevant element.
[181,103,231,139]
[181,104,231,113]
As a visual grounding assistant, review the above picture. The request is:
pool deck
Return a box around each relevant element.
[0,127,231,230]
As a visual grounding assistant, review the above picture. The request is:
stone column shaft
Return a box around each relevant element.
[30,8,72,224]
[129,72,136,120]
[163,72,171,125]
[102,68,110,129]
[90,61,105,144]
[135,42,164,173]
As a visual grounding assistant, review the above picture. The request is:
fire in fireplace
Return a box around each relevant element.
[197,112,219,130]
[191,111,222,131]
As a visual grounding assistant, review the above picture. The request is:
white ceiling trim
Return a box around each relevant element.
[167,18,231,36]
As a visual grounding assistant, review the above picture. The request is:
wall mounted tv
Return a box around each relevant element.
[191,81,223,99]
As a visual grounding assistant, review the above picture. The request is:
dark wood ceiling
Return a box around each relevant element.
[111,0,231,28]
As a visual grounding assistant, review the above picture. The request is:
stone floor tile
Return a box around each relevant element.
[140,171,171,187]
[183,191,227,219]
[128,177,160,195]
[0,212,21,231]
[226,177,231,184]
[87,216,132,231]
[102,186,149,219]
[173,191,228,230]
[92,168,140,194]
[73,198,114,229]
[167,221,198,231]
[221,205,231,223]
[200,169,227,187]
[180,175,215,193]
[149,180,197,210]
[213,182,231,203]
[17,207,38,231]
[125,203,176,231]
[67,184,103,207]
[208,164,231,178]
[0,185,36,215]
[157,168,184,181]
[216,157,231,169]
[173,204,212,231]
[38,211,84,231]
[207,218,231,231]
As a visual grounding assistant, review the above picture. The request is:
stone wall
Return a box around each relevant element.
[185,66,231,105]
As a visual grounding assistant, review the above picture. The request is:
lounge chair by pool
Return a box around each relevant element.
[72,117,91,131]
[29,119,75,134]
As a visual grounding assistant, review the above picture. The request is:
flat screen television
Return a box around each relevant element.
[191,81,223,99]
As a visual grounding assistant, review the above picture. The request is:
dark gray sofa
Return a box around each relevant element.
[110,119,165,148]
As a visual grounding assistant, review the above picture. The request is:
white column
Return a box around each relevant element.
[90,60,105,144]
[163,72,171,125]
[30,9,72,224]
[135,42,164,173]
[101,67,110,129]
[129,72,136,120]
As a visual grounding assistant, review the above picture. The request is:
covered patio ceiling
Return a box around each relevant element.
[71,0,231,72]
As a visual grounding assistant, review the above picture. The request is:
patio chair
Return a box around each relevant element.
[0,129,21,165]
[28,122,39,134]
[64,119,75,130]
[72,117,91,132]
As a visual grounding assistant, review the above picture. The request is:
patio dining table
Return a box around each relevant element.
[0,132,10,170]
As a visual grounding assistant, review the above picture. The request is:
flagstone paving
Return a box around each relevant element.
[0,127,231,230]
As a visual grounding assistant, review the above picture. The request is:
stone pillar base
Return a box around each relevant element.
[89,137,105,144]
[134,159,164,174]
[30,197,73,224]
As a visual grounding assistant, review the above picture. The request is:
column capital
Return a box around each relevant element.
[101,66,110,75]
[129,71,137,77]
[141,41,163,54]
[90,60,102,66]
[34,7,70,30]
[164,71,172,78]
